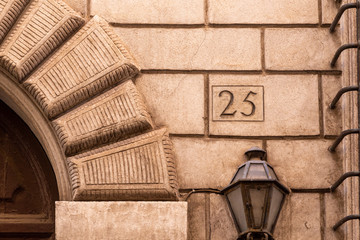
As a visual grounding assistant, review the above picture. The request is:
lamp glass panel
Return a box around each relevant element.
[266,186,284,232]
[268,166,277,180]
[248,163,268,179]
[249,187,267,228]
[231,166,246,183]
[227,186,247,232]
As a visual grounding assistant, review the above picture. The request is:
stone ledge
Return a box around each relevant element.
[55,201,188,240]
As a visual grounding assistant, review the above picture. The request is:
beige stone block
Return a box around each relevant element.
[325,192,344,240]
[173,137,262,189]
[273,197,291,240]
[135,74,204,134]
[209,0,318,24]
[187,193,206,240]
[63,0,86,16]
[265,29,341,70]
[290,194,321,240]
[209,194,238,240]
[90,0,204,24]
[114,28,261,70]
[267,140,343,189]
[322,75,342,136]
[209,74,320,136]
[56,201,188,240]
[322,0,340,24]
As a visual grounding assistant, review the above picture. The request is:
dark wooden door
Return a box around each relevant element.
[0,100,58,239]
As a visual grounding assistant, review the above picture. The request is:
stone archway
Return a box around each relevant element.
[0,0,179,201]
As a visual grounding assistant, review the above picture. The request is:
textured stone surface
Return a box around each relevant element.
[135,74,204,134]
[24,16,139,119]
[53,80,153,156]
[68,128,179,200]
[91,0,204,24]
[173,137,262,189]
[267,140,342,189]
[0,0,84,81]
[290,194,321,240]
[209,194,238,240]
[273,196,291,240]
[114,28,261,70]
[322,75,342,136]
[0,0,31,44]
[56,201,188,240]
[265,28,341,70]
[322,0,340,24]
[187,193,206,240]
[63,0,85,16]
[208,0,318,24]
[325,192,344,240]
[209,74,320,136]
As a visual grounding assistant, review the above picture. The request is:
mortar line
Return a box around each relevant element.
[320,193,326,240]
[204,0,209,26]
[319,74,325,137]
[205,193,210,240]
[86,0,91,20]
[261,28,265,75]
[318,0,322,26]
[109,23,332,29]
[204,74,210,137]
[140,69,342,75]
[169,134,336,140]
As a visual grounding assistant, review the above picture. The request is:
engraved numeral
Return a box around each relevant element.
[219,90,237,116]
[219,90,257,118]
[241,91,257,116]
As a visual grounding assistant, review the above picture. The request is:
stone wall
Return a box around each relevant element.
[63,1,351,239]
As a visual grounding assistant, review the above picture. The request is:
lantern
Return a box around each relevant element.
[221,147,290,240]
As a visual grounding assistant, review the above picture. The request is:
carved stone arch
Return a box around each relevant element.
[0,71,72,200]
[0,0,179,201]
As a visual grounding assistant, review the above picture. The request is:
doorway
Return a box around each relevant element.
[0,100,58,239]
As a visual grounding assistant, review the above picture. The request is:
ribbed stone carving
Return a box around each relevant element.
[0,0,31,44]
[0,0,84,81]
[68,128,179,200]
[24,15,140,119]
[53,80,154,156]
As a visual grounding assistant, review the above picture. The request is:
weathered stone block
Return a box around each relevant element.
[208,0,318,24]
[322,0,340,24]
[209,74,320,136]
[24,16,139,119]
[0,0,84,81]
[114,28,261,70]
[322,75,342,136]
[209,194,238,240]
[187,193,206,240]
[265,28,341,70]
[273,196,291,240]
[135,74,204,134]
[53,80,153,156]
[91,0,204,24]
[68,128,179,200]
[290,194,321,240]
[267,140,343,189]
[63,0,85,16]
[325,192,344,240]
[0,0,31,44]
[56,201,188,240]
[173,137,262,189]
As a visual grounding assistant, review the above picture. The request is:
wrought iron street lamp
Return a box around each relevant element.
[221,147,290,240]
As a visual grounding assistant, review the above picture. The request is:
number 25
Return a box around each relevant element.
[219,90,257,117]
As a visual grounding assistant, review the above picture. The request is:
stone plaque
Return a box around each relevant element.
[212,85,264,122]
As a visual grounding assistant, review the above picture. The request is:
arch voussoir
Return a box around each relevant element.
[0,0,180,201]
